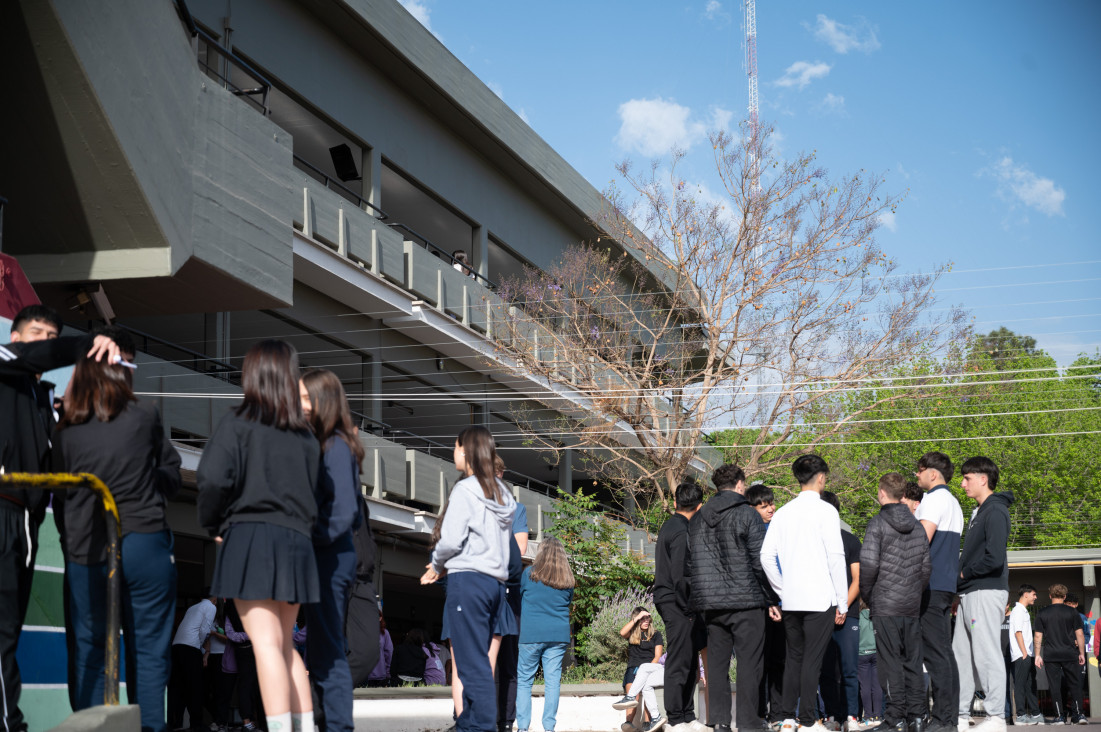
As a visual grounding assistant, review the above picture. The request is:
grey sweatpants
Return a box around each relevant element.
[954,588,1009,719]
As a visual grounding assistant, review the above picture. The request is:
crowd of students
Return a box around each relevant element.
[0,304,1092,732]
[633,452,1091,732]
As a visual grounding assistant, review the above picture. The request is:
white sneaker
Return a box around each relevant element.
[685,722,713,732]
[823,719,843,732]
[781,720,799,732]
[958,718,971,732]
[799,723,833,732]
[971,719,1007,732]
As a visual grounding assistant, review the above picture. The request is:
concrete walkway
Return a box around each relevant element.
[352,683,661,731]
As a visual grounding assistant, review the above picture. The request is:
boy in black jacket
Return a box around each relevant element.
[0,306,122,732]
[952,457,1013,732]
[860,472,931,732]
[655,478,705,731]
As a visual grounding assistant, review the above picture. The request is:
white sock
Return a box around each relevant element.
[292,710,315,731]
[266,712,292,732]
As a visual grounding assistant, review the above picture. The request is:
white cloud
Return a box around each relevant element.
[878,211,897,232]
[400,0,432,31]
[518,108,531,125]
[774,61,831,90]
[985,156,1066,216]
[815,92,846,114]
[487,81,505,99]
[615,98,732,156]
[705,1,723,20]
[810,14,881,54]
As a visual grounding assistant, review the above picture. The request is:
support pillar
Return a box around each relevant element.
[473,225,489,280]
[558,448,574,494]
[363,146,383,214]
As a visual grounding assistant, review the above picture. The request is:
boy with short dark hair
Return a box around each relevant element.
[1034,584,1087,725]
[761,454,849,732]
[1009,584,1040,725]
[746,483,776,524]
[859,472,931,732]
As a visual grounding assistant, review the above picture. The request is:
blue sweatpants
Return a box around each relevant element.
[69,529,176,732]
[306,534,357,732]
[447,571,507,732]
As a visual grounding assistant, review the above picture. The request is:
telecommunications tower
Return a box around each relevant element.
[744,0,759,138]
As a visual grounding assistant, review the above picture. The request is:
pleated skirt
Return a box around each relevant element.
[211,522,320,604]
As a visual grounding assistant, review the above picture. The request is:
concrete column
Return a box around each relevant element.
[472,225,489,279]
[558,448,573,494]
[369,325,383,425]
[363,146,383,214]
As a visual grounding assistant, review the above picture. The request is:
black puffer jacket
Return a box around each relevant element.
[687,490,778,611]
[859,502,931,618]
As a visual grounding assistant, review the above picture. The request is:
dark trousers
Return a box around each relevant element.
[875,616,925,723]
[306,536,357,732]
[204,654,226,724]
[236,648,262,721]
[346,580,380,687]
[820,615,861,720]
[0,502,38,732]
[921,589,960,726]
[780,607,836,726]
[1044,658,1085,720]
[496,585,521,730]
[657,602,705,725]
[168,645,206,730]
[858,654,882,718]
[70,530,176,732]
[1012,657,1038,716]
[706,607,766,728]
[759,615,787,719]
[448,571,506,732]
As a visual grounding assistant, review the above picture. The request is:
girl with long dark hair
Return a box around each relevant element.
[197,340,320,732]
[420,426,516,732]
[55,327,181,732]
[515,536,575,732]
[299,368,363,732]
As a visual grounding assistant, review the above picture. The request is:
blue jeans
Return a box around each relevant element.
[69,530,176,732]
[306,534,357,732]
[516,641,568,732]
[447,571,506,732]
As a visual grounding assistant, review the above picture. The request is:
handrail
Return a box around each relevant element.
[176,1,272,115]
[2,473,122,706]
[293,154,388,220]
[124,325,237,379]
[386,222,499,291]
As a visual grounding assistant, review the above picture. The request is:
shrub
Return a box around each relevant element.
[574,586,665,679]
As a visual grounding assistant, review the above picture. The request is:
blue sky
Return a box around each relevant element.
[404,0,1100,365]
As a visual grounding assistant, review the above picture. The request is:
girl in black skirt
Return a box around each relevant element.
[197,340,321,732]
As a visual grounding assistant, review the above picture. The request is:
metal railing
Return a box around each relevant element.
[177,2,272,115]
[387,222,499,291]
[2,473,121,705]
[293,154,388,220]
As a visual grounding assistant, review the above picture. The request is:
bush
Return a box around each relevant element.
[574,586,664,678]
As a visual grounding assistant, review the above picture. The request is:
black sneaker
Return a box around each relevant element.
[645,717,667,732]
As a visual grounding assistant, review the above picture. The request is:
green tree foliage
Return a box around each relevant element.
[807,332,1101,544]
[545,488,654,635]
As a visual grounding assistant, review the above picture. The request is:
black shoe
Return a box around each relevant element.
[910,718,926,732]
[872,722,907,732]
[714,726,734,732]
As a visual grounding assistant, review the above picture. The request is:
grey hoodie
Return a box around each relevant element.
[430,475,516,582]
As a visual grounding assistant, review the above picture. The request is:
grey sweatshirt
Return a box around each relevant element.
[430,475,516,582]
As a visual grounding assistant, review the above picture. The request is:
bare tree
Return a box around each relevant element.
[493,126,969,511]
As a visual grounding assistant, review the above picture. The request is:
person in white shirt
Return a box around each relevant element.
[761,454,849,732]
[168,595,217,731]
[1009,585,1040,724]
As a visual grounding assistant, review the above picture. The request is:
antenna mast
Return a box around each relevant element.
[745,0,759,138]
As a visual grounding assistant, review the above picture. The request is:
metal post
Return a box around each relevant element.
[103,509,121,705]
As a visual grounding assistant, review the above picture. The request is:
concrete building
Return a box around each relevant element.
[1,0,671,726]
